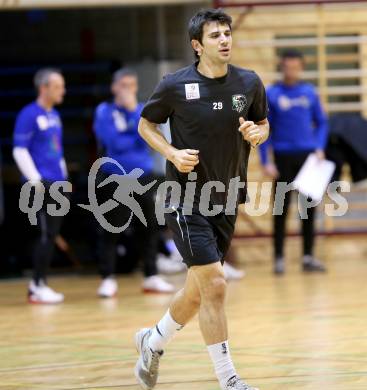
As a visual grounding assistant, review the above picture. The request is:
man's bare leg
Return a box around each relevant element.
[134,268,201,389]
[135,261,257,390]
[144,261,229,354]
[169,268,201,324]
[191,261,240,389]
[191,262,228,344]
[148,268,200,352]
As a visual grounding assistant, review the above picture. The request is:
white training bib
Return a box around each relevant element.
[185,83,200,100]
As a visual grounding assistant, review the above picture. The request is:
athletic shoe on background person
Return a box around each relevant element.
[223,262,245,280]
[302,256,327,272]
[157,254,186,275]
[134,328,163,390]
[98,277,118,298]
[273,257,285,275]
[28,280,64,304]
[142,276,175,294]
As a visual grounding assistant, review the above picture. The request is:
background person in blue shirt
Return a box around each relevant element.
[259,50,328,275]
[93,68,174,297]
[13,68,67,303]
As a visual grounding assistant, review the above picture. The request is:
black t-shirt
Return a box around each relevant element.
[141,62,268,209]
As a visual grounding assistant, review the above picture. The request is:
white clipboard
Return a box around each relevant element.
[292,153,336,202]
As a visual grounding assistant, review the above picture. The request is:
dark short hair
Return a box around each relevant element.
[281,49,304,62]
[112,67,137,83]
[188,8,232,58]
[34,68,62,90]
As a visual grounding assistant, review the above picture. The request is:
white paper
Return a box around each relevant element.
[292,153,336,202]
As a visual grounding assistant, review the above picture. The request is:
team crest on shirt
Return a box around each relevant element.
[185,83,200,100]
[232,94,247,113]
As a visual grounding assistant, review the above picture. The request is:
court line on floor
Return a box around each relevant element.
[0,359,123,373]
[2,332,367,356]
[2,331,367,351]
[57,371,367,390]
[0,372,367,390]
[2,345,367,374]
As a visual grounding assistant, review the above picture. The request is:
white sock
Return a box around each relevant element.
[148,310,183,352]
[207,341,237,389]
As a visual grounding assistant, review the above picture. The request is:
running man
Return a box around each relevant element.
[13,68,67,304]
[134,9,269,390]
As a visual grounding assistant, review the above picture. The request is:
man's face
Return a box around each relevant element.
[42,73,65,105]
[112,75,138,100]
[281,57,304,84]
[193,21,232,64]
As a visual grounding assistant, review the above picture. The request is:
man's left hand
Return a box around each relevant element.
[238,117,262,147]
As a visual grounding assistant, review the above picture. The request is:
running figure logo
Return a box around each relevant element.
[79,157,156,233]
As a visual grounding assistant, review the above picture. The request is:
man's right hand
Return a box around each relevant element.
[119,89,138,111]
[262,163,279,179]
[170,149,199,173]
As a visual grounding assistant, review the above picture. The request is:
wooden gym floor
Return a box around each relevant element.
[0,236,367,390]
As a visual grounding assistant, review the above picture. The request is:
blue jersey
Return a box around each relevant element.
[259,82,328,165]
[93,102,153,176]
[13,101,65,181]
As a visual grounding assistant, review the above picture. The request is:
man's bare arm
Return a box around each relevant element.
[255,118,270,146]
[138,117,199,173]
[238,117,270,147]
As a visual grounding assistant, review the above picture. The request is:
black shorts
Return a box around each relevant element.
[165,207,237,267]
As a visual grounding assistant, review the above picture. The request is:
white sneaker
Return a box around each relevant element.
[28,280,64,304]
[157,254,186,275]
[225,375,259,390]
[98,277,118,298]
[142,275,175,294]
[134,328,163,389]
[223,262,245,281]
